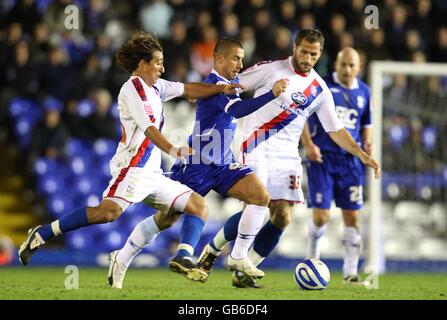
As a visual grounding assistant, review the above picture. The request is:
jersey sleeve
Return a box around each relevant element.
[315,88,344,132]
[121,86,155,133]
[238,61,271,91]
[154,78,185,102]
[361,87,372,127]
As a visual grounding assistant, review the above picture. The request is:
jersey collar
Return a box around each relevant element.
[332,72,359,89]
[211,69,233,83]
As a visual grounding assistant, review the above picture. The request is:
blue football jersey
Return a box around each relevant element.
[187,70,240,165]
[307,72,371,154]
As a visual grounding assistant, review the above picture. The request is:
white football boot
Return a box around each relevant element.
[108,250,128,289]
[227,256,265,279]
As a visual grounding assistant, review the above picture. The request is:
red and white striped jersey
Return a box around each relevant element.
[109,76,184,173]
[238,57,343,160]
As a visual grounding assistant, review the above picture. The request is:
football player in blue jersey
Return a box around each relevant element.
[108,38,289,288]
[301,47,372,284]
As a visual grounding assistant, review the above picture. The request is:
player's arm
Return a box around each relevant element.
[183,82,245,99]
[144,126,193,159]
[225,79,288,118]
[361,126,372,155]
[316,89,380,178]
[328,128,380,178]
[301,123,323,162]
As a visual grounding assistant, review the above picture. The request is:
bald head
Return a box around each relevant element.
[335,47,361,87]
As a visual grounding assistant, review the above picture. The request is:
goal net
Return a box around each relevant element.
[367,62,447,274]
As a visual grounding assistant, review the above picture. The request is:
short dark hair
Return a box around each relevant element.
[116,32,163,73]
[294,29,325,51]
[213,37,243,58]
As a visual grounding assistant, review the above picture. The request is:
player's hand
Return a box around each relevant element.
[170,146,195,160]
[360,154,381,179]
[306,143,323,163]
[272,79,289,97]
[221,83,247,95]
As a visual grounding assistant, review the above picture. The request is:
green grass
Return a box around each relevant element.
[0,267,446,300]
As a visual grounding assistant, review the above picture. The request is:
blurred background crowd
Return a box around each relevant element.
[0,0,446,266]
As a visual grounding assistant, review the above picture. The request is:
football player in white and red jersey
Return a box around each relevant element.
[18,32,241,285]
[197,29,380,288]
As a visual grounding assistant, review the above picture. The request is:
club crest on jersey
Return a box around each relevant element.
[291,92,307,106]
[310,85,318,97]
[357,96,365,108]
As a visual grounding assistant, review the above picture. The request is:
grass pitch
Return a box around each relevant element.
[0,267,446,300]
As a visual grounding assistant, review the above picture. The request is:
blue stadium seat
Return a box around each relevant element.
[47,193,74,218]
[76,98,96,117]
[42,96,64,112]
[97,230,127,251]
[73,175,102,196]
[65,230,94,251]
[37,173,66,196]
[69,155,97,175]
[66,138,94,158]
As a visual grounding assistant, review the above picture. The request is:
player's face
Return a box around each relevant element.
[292,40,322,74]
[335,53,360,87]
[144,50,165,85]
[221,47,244,80]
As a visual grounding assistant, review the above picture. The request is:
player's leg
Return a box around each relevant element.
[306,158,333,259]
[308,208,330,259]
[19,199,124,265]
[225,172,270,278]
[335,156,365,284]
[341,209,363,283]
[170,162,212,262]
[109,210,182,289]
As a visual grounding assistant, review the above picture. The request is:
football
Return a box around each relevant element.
[294,258,330,290]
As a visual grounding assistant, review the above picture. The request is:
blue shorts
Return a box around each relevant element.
[170,161,253,197]
[306,152,364,210]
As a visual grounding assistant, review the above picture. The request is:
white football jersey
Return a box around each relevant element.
[238,57,343,161]
[109,76,184,173]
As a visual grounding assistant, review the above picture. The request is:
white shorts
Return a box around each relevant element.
[103,167,193,213]
[240,153,304,203]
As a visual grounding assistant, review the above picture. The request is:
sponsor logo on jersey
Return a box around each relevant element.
[291,92,307,105]
[335,106,358,129]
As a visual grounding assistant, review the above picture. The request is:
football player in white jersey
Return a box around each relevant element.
[18,32,242,285]
[197,29,380,288]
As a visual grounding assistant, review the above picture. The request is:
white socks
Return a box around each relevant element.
[116,215,160,267]
[307,219,328,259]
[342,226,362,277]
[231,205,267,260]
[248,247,265,267]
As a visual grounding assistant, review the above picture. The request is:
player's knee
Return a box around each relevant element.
[247,189,270,207]
[192,197,208,220]
[314,215,329,226]
[102,207,122,223]
[272,212,291,229]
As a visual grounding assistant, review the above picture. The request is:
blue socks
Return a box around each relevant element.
[216,211,284,259]
[253,220,283,257]
[38,207,89,242]
[222,211,242,241]
[177,214,205,258]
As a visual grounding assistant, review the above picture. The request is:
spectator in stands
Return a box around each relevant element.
[430,27,447,63]
[28,106,69,172]
[85,88,117,140]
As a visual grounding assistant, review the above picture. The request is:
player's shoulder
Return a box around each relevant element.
[242,58,289,74]
[357,78,371,95]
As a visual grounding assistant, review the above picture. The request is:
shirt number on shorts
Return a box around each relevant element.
[349,186,363,202]
[289,175,300,190]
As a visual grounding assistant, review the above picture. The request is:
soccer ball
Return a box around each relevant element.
[294,258,330,290]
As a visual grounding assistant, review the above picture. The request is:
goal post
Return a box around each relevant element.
[367,61,447,274]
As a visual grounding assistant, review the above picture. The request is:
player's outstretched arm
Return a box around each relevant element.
[361,126,373,155]
[226,79,289,118]
[328,128,380,179]
[183,83,246,99]
[144,126,194,159]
